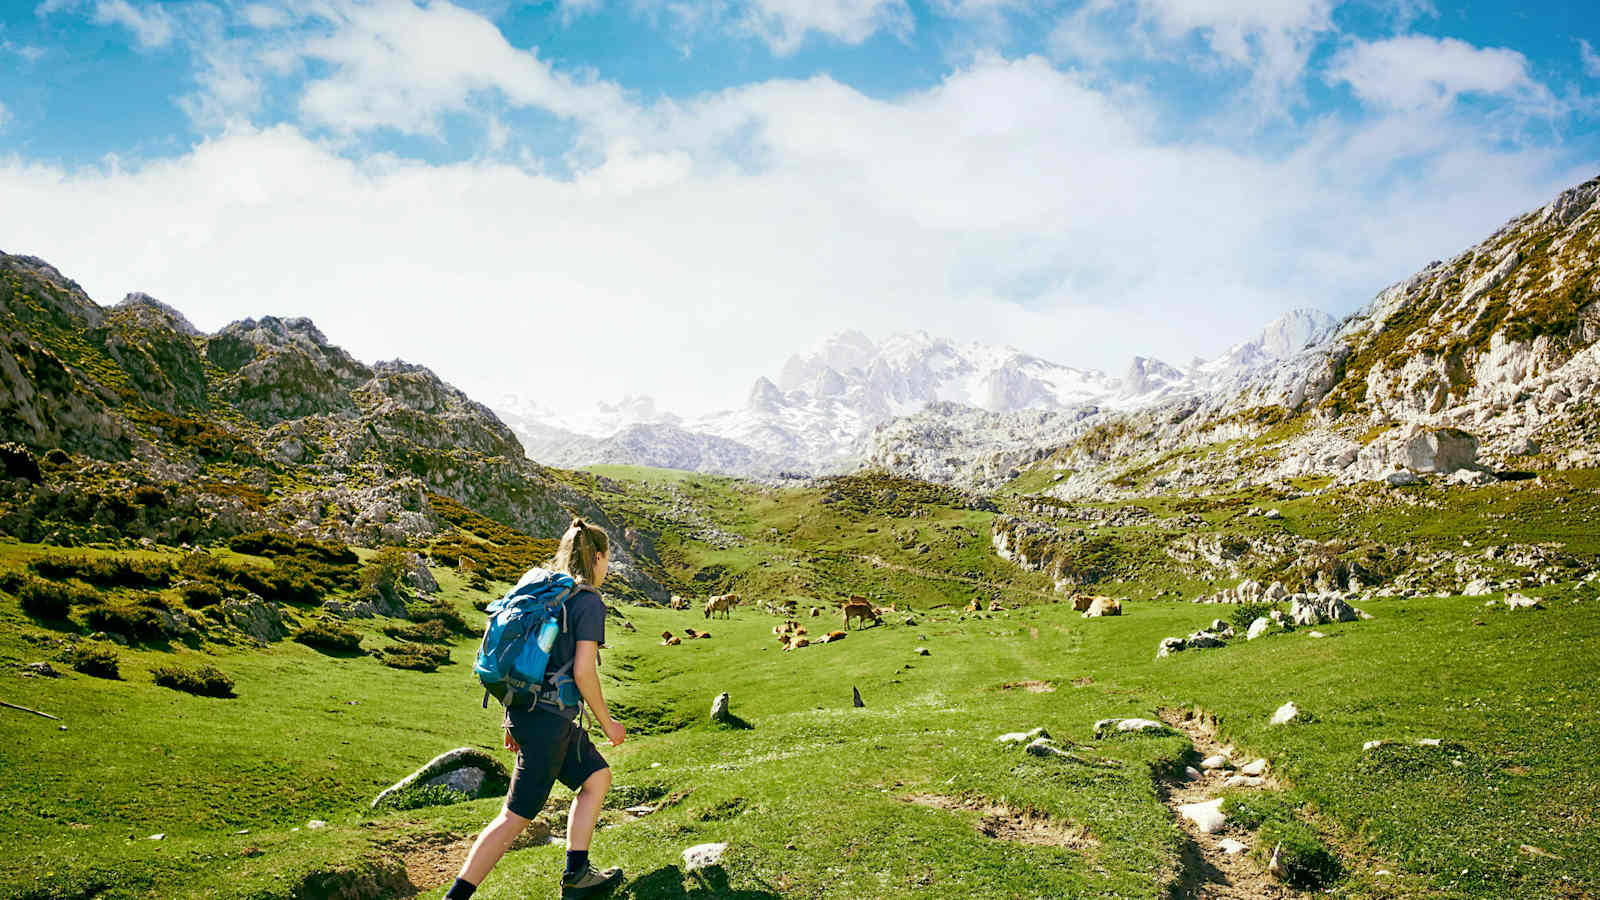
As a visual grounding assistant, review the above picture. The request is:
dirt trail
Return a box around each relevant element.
[1158,709,1304,900]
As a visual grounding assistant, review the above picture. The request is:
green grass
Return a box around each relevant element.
[2,470,1599,899]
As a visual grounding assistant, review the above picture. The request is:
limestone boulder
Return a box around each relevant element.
[371,747,510,808]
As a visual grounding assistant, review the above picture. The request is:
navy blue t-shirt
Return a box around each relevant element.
[505,582,605,724]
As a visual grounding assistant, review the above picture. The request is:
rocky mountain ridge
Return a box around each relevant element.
[502,312,1339,478]
[0,253,664,598]
[870,174,1600,494]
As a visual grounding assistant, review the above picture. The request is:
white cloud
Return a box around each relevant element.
[90,0,177,50]
[1051,0,1337,118]
[557,0,604,21]
[1582,39,1600,79]
[739,0,913,55]
[1327,35,1548,111]
[179,0,632,139]
[1,50,1586,421]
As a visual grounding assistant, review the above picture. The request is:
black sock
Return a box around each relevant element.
[444,877,477,900]
[565,849,589,875]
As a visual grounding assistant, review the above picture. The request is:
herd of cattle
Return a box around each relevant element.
[653,589,1121,648]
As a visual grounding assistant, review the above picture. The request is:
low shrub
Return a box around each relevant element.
[227,531,360,592]
[378,642,451,672]
[19,578,75,620]
[178,581,224,609]
[1257,820,1341,889]
[0,570,27,594]
[150,662,236,698]
[1229,601,1279,633]
[28,554,175,589]
[407,597,472,636]
[374,783,468,811]
[66,642,120,679]
[293,620,363,653]
[381,619,452,644]
[86,605,167,642]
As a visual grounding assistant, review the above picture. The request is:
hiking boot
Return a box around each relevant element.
[560,864,623,899]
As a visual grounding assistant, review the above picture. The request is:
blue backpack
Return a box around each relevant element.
[474,568,583,711]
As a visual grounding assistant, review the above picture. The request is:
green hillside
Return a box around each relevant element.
[3,464,1597,899]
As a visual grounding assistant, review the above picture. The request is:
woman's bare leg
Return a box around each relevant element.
[457,808,531,886]
[566,767,611,851]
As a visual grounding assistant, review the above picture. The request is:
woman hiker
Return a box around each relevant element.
[446,519,627,900]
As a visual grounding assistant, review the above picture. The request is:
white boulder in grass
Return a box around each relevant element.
[1240,759,1267,776]
[1179,799,1226,834]
[682,842,728,872]
[996,727,1051,745]
[1224,775,1265,789]
[1270,701,1299,726]
[1246,617,1271,640]
[1363,740,1385,751]
[1219,838,1249,855]
[1200,754,1230,770]
[1093,717,1168,739]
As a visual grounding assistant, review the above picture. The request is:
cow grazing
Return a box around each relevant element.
[704,593,741,619]
[843,601,880,629]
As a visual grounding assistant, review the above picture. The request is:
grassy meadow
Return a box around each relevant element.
[1,466,1598,899]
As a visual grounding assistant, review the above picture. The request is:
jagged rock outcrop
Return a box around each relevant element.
[868,175,1600,492]
[0,250,664,598]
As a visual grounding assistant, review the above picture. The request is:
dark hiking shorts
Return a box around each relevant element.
[504,707,609,819]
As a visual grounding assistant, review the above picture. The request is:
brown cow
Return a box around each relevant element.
[785,636,810,651]
[1071,594,1097,613]
[987,600,1003,613]
[704,593,740,619]
[1082,596,1122,618]
[660,630,680,647]
[820,630,847,644]
[843,601,880,629]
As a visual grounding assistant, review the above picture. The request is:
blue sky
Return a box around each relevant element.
[1,0,1598,415]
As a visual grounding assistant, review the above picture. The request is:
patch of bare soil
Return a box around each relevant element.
[1001,679,1056,693]
[385,821,552,896]
[1157,709,1300,900]
[903,794,1097,849]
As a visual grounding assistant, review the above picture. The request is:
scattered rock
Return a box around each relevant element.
[1093,717,1167,739]
[914,647,930,656]
[625,805,656,816]
[371,747,509,809]
[1247,617,1271,640]
[1362,740,1385,751]
[710,692,732,725]
[306,820,327,830]
[1178,799,1225,834]
[1384,470,1424,487]
[1505,594,1544,610]
[1223,775,1265,789]
[1417,738,1441,747]
[1289,594,1357,626]
[1184,766,1203,781]
[148,833,165,841]
[24,662,59,678]
[996,727,1051,745]
[1025,737,1073,759]
[220,596,287,644]
[1308,630,1326,638]
[1264,509,1283,520]
[1200,754,1230,770]
[682,842,728,872]
[1270,701,1299,726]
[1219,838,1249,855]
[1240,759,1267,777]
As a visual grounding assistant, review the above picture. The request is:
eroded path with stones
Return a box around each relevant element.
[1158,709,1303,900]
